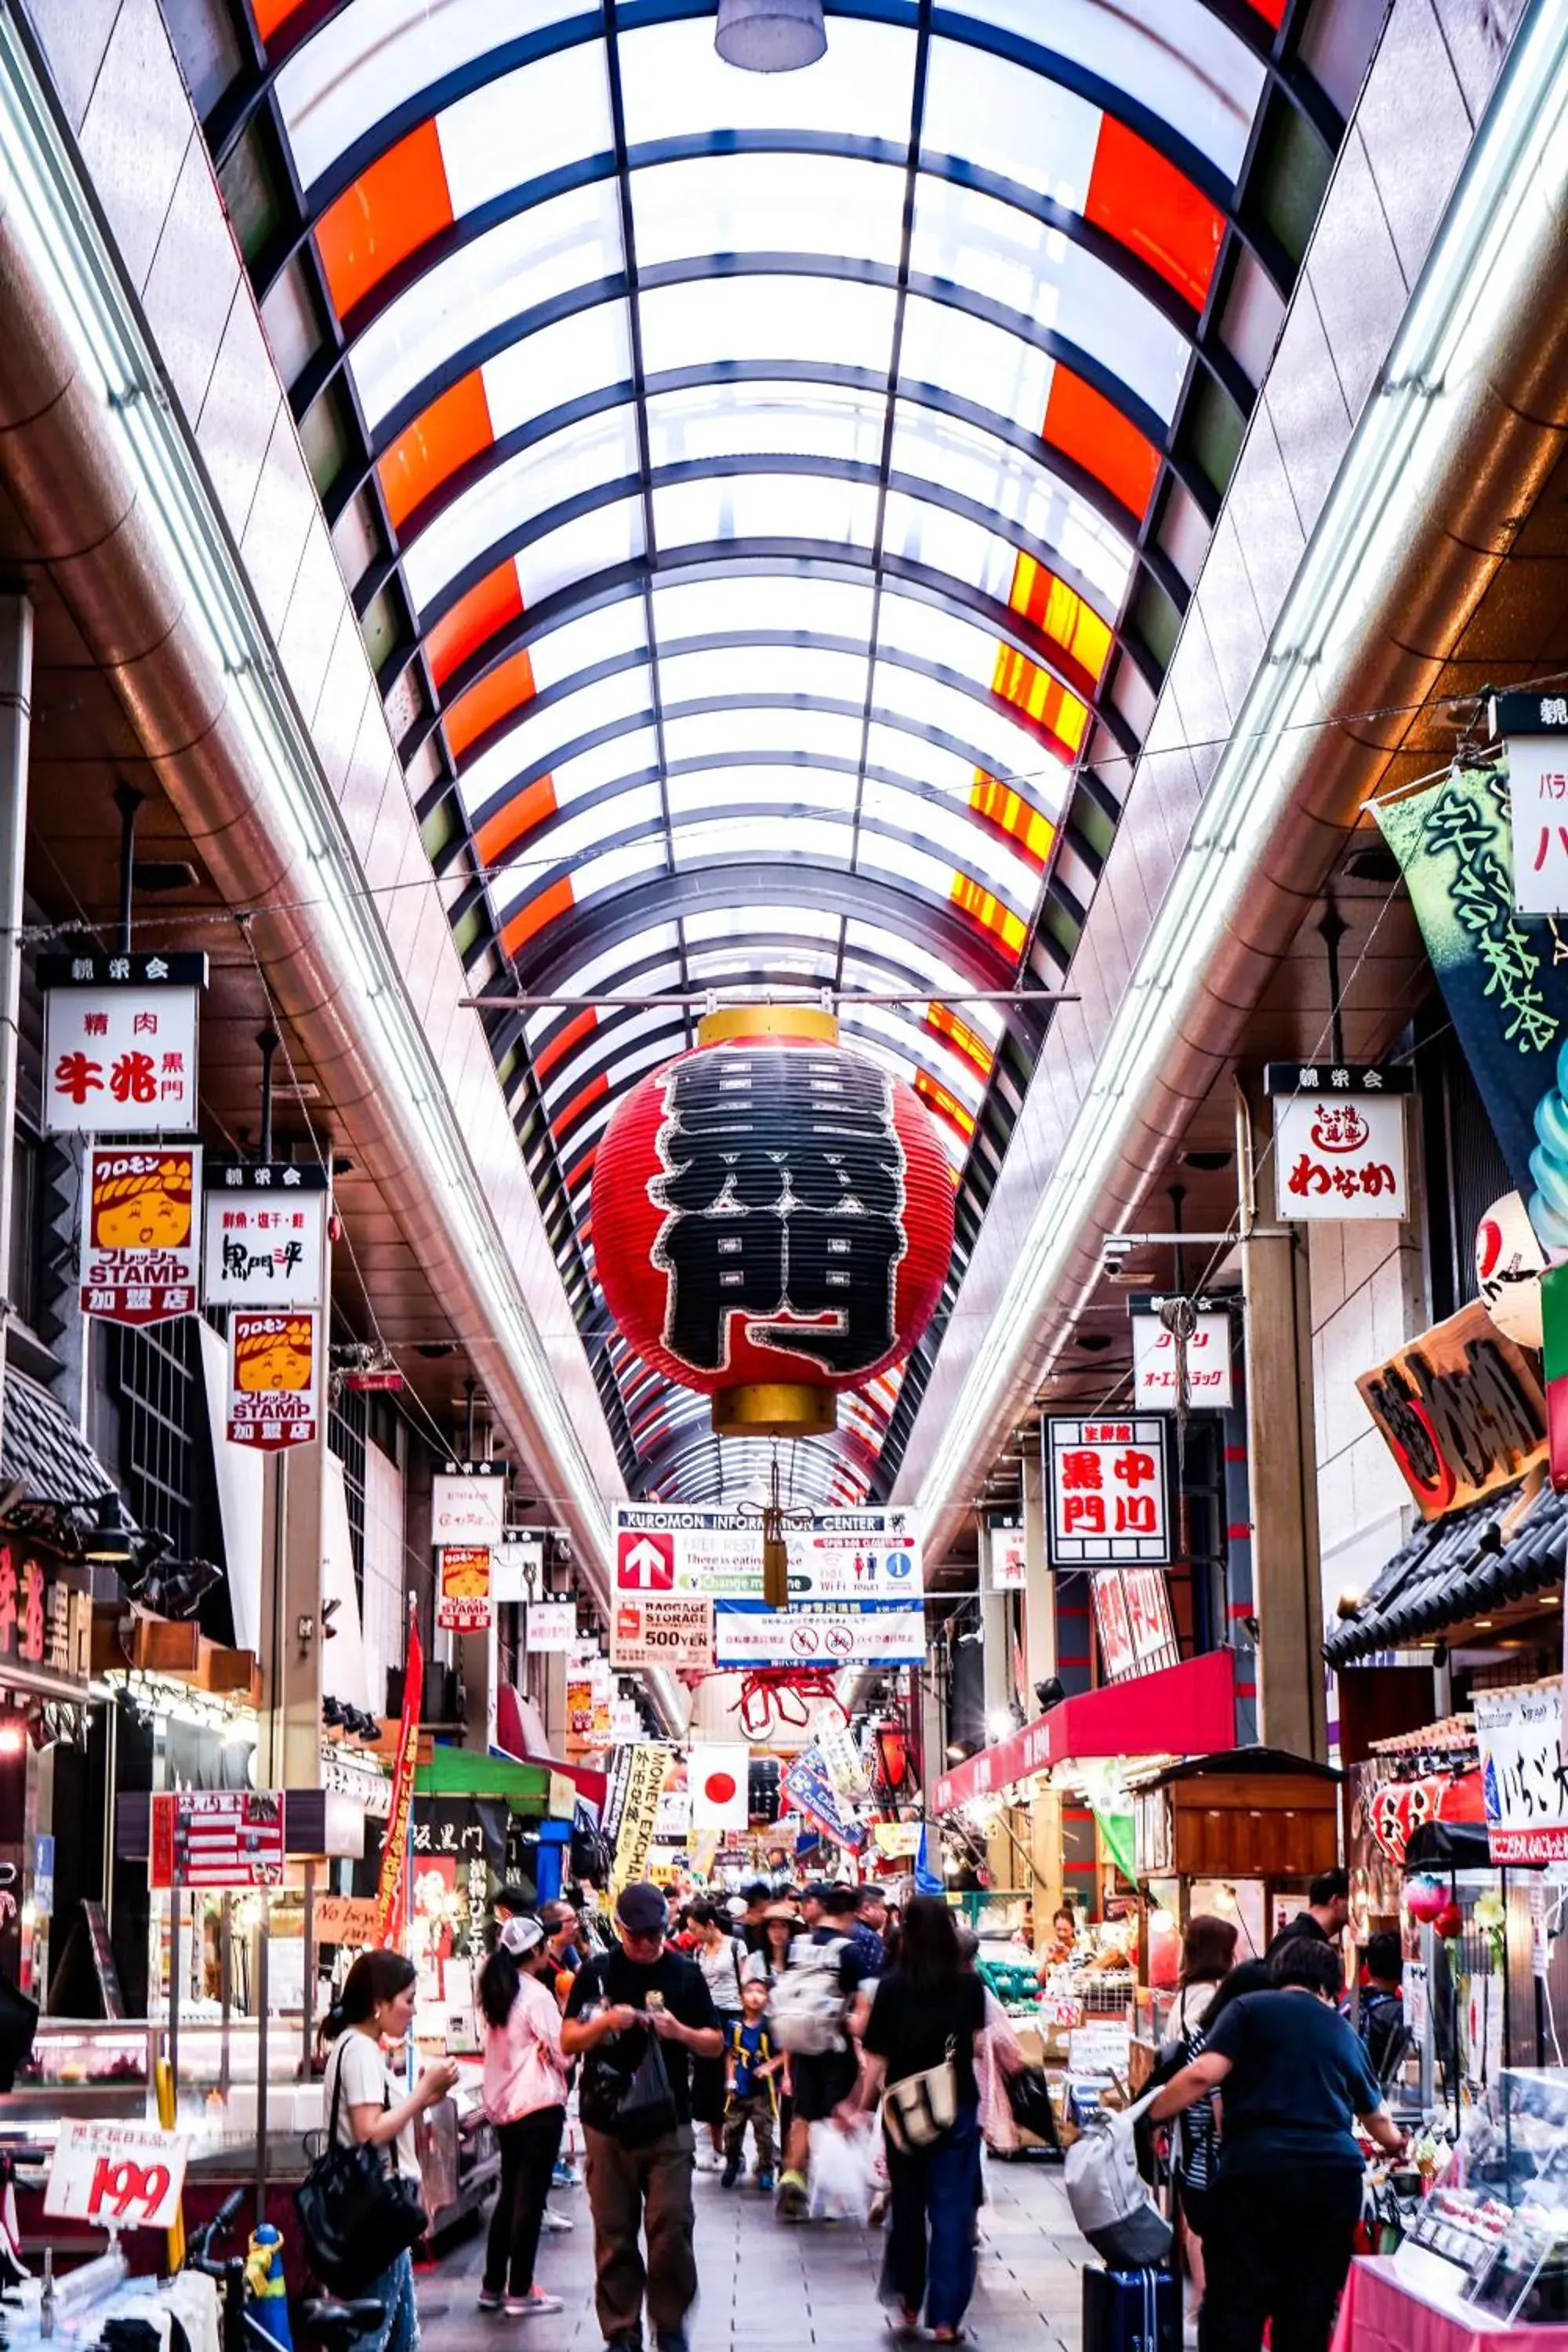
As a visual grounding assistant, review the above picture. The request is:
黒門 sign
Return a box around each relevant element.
[203,1162,329,1308]
[39,953,205,1135]
[1266,1063,1412,1222]
[80,1145,201,1325]
[1473,1682,1568,1861]
[1046,1418,1170,1566]
[1494,691,1568,916]
[987,1514,1026,1591]
[225,1309,321,1450]
[437,1546,492,1634]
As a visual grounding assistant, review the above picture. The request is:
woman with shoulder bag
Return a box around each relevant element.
[320,1951,459,2352]
[845,1896,986,2343]
[478,1915,571,2318]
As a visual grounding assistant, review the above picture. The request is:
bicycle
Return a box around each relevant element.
[185,2192,385,2352]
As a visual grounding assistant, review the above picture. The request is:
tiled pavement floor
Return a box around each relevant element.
[419,2151,1087,2352]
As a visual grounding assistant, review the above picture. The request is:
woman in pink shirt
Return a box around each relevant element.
[478,1915,570,2317]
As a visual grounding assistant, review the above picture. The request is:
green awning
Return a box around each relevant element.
[414,1748,552,1807]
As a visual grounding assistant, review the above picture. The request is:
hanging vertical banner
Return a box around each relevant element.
[376,1616,423,1950]
[437,1547,492,1633]
[611,1745,671,1890]
[203,1163,330,1306]
[783,1744,869,1852]
[986,1514,1026,1591]
[38,953,206,1136]
[815,1713,871,1801]
[225,1309,321,1449]
[1377,765,1568,1208]
[80,1144,201,1324]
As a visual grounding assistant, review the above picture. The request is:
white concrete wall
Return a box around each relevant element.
[1308,1216,1426,1639]
[361,1436,408,1718]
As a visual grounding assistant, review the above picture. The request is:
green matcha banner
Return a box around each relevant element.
[1376,764,1568,1242]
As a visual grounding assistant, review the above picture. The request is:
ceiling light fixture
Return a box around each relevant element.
[715,0,826,72]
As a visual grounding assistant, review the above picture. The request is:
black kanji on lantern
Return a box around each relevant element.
[650,1047,908,1374]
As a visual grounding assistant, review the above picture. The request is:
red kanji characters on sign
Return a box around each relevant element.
[1289,1155,1400,1202]
[1064,1493,1107,1536]
[1536,823,1568,869]
[110,1051,158,1105]
[1114,1495,1159,1534]
[1059,1450,1104,1491]
[1113,1447,1156,1490]
[53,1052,103,1105]
[19,1559,43,1664]
[0,1548,16,1655]
[132,1011,159,1036]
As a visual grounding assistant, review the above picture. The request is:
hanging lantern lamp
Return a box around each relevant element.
[593,1005,953,1438]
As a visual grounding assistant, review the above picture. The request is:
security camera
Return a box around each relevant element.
[1101,1236,1134,1279]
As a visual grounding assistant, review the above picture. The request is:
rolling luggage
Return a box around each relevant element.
[1081,2266,1180,2352]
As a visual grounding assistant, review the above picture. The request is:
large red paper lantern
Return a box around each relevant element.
[593,1007,953,1436]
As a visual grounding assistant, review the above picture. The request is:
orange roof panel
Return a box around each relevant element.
[475,774,557,871]
[1085,116,1225,311]
[1043,365,1160,524]
[427,562,524,693]
[378,371,494,532]
[445,638,535,761]
[1008,554,1113,688]
[315,118,453,319]
[501,876,574,957]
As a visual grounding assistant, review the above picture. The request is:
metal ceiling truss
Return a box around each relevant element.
[203,0,1345,1503]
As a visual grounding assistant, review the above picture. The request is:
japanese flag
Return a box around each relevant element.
[689,1743,750,1831]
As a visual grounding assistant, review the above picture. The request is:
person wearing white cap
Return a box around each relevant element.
[477,1915,571,2318]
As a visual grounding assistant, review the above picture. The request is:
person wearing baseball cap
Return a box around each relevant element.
[561,1883,721,2352]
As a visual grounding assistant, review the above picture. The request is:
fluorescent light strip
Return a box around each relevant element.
[0,16,617,1572]
[915,0,1568,1523]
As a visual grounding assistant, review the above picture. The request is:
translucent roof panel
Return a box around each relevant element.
[631,152,908,272]
[350,188,628,433]
[259,0,1306,1502]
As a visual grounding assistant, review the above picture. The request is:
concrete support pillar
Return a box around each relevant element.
[978,1526,1012,1886]
[259,1443,327,1788]
[0,597,31,1454]
[457,1621,497,1751]
[1236,1083,1327,1762]
[1022,1445,1062,1933]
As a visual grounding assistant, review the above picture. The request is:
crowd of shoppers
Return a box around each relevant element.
[318,1868,1404,2352]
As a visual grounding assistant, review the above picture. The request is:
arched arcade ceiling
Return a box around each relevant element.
[201,0,1345,1508]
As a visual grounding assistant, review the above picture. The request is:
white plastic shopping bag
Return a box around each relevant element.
[808,2118,877,2223]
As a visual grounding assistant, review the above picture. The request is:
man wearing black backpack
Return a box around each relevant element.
[562,1882,721,2352]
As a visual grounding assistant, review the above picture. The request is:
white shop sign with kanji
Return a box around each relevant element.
[1131,1311,1234,1411]
[1046,1418,1170,1566]
[1497,692,1568,915]
[204,1163,330,1308]
[42,957,201,1136]
[1273,1087,1407,1222]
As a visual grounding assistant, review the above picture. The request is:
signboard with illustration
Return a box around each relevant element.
[81,1145,201,1325]
[1475,1682,1568,1862]
[437,1546,492,1634]
[1356,1301,1546,1519]
[225,1309,321,1450]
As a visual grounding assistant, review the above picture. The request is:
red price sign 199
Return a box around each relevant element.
[45,2119,188,2231]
